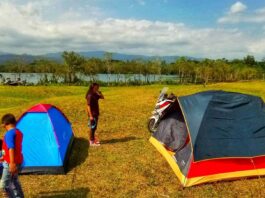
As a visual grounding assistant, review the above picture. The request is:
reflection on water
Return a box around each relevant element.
[0,73,178,84]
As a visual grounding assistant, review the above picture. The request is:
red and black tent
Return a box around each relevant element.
[150,90,265,187]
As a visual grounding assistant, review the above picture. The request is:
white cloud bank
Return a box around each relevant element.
[0,1,265,59]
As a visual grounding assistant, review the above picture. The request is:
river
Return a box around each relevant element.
[0,73,178,84]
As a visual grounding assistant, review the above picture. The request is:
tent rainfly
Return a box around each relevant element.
[150,90,265,187]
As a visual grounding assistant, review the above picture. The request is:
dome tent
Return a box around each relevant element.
[17,104,74,174]
[150,90,265,187]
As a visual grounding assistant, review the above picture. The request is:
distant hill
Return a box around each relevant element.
[0,54,42,64]
[45,51,198,63]
[0,51,199,65]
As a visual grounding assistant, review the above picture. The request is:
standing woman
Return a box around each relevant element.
[86,83,104,146]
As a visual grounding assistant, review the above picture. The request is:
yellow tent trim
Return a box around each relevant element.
[149,136,186,185]
[149,136,265,187]
[184,168,265,187]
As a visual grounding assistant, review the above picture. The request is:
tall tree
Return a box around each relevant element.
[243,55,256,67]
[82,58,101,82]
[62,51,84,83]
[104,52,113,85]
[199,59,213,86]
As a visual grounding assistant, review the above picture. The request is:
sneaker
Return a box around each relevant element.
[94,137,100,144]
[90,140,100,146]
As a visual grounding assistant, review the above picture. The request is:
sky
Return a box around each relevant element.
[0,0,265,60]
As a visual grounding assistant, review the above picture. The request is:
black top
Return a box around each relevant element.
[86,93,100,117]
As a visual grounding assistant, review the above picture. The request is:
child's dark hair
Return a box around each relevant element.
[1,114,17,125]
[85,82,99,98]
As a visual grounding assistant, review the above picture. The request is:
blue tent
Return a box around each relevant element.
[17,104,74,174]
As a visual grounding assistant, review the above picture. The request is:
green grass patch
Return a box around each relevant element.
[0,81,265,197]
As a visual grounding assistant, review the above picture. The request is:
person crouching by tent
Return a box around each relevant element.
[0,114,24,198]
[85,83,104,146]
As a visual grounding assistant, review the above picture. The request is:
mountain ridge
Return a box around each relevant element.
[0,51,199,64]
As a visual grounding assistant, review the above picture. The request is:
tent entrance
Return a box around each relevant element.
[152,101,192,177]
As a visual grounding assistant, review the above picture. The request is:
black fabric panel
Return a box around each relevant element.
[153,111,187,152]
[63,135,75,172]
[194,91,265,161]
[153,111,191,175]
[178,91,215,146]
[20,166,65,174]
[174,142,192,176]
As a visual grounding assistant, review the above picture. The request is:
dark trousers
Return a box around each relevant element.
[88,116,98,140]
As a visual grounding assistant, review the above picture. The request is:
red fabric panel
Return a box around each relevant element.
[187,157,262,178]
[18,104,71,124]
[252,156,265,169]
[27,104,52,112]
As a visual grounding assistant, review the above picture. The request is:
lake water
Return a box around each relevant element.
[0,73,178,84]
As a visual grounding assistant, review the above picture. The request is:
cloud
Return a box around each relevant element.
[229,1,247,14]
[248,38,265,57]
[0,1,264,59]
[218,2,265,24]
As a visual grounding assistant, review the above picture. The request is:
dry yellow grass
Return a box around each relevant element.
[0,81,265,197]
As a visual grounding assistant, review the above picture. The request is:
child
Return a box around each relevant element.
[0,114,24,198]
[85,83,104,146]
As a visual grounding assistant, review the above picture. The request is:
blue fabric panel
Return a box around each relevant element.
[17,113,62,167]
[47,108,73,161]
[178,91,214,146]
[194,91,265,161]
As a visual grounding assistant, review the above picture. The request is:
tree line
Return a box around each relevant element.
[0,51,265,85]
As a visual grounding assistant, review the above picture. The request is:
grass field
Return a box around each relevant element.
[1,81,265,197]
